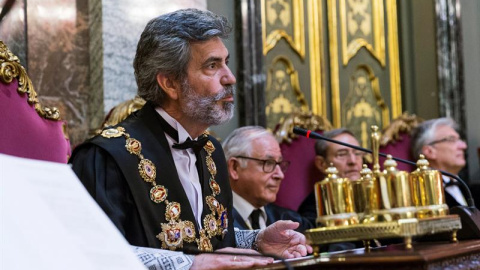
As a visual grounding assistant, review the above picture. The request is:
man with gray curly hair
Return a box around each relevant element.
[70,9,310,270]
[410,117,468,207]
[222,126,313,232]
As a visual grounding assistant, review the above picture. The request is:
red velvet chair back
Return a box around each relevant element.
[274,111,332,211]
[379,112,424,172]
[0,41,71,163]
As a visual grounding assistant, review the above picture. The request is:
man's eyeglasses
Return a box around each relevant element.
[333,149,364,161]
[428,135,464,145]
[235,156,290,173]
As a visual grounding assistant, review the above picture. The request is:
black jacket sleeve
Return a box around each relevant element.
[69,144,148,246]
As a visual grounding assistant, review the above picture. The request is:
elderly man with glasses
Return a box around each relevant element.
[222,126,314,232]
[410,117,468,207]
[297,128,364,226]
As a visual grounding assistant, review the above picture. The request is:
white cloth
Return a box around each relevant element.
[133,230,259,269]
[443,175,468,206]
[156,108,204,227]
[232,191,267,229]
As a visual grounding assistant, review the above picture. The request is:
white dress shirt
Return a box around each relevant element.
[232,191,267,229]
[443,175,468,206]
[156,108,204,227]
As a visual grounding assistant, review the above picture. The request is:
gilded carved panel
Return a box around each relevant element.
[265,56,308,130]
[343,65,388,148]
[262,0,305,59]
[262,0,326,130]
[340,0,385,67]
[259,0,399,141]
[328,0,401,147]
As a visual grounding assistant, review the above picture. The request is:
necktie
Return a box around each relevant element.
[250,209,262,230]
[172,136,209,154]
[156,112,208,153]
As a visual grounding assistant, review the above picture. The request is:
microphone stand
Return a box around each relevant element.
[293,126,480,239]
[183,246,294,270]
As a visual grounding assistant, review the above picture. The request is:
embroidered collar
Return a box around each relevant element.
[100,126,228,252]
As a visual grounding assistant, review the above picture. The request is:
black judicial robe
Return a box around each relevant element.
[69,102,235,250]
[232,203,314,233]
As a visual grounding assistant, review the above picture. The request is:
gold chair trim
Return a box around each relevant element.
[380,112,423,146]
[0,41,60,120]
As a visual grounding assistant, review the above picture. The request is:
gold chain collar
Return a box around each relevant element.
[101,127,229,251]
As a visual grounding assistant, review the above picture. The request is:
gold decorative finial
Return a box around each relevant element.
[325,163,339,178]
[383,155,398,170]
[371,125,381,173]
[360,164,373,180]
[416,154,430,170]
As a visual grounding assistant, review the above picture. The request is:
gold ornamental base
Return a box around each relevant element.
[305,214,462,252]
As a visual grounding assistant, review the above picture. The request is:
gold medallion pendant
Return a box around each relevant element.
[206,195,221,213]
[204,141,215,155]
[209,178,221,195]
[150,185,167,203]
[158,221,184,250]
[166,202,181,221]
[183,220,196,243]
[219,209,229,238]
[101,127,125,138]
[206,156,217,176]
[139,159,156,182]
[125,138,142,155]
[197,230,213,252]
[204,214,218,238]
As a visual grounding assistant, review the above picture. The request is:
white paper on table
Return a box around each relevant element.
[0,153,146,270]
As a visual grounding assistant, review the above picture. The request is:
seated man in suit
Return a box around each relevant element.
[410,117,468,207]
[297,128,364,251]
[298,128,364,251]
[222,126,314,232]
[297,128,364,226]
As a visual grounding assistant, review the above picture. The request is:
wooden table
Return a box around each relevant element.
[257,240,480,269]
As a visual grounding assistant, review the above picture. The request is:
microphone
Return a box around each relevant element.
[293,126,480,239]
[182,246,294,270]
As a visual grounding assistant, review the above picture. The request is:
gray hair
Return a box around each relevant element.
[133,8,232,106]
[222,126,273,167]
[315,128,356,158]
[410,117,458,159]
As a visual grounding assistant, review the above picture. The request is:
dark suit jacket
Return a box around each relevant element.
[233,203,314,233]
[445,187,466,208]
[69,101,235,250]
[298,192,317,226]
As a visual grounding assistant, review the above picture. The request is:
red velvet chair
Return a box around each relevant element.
[379,112,423,172]
[0,41,71,163]
[273,111,332,211]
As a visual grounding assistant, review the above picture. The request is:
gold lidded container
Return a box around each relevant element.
[373,155,417,221]
[315,164,358,227]
[369,126,417,221]
[351,165,370,215]
[382,156,413,209]
[353,164,379,223]
[409,154,448,218]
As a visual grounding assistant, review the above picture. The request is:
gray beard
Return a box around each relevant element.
[181,81,235,126]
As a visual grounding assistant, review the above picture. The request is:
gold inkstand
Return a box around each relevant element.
[304,126,462,255]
